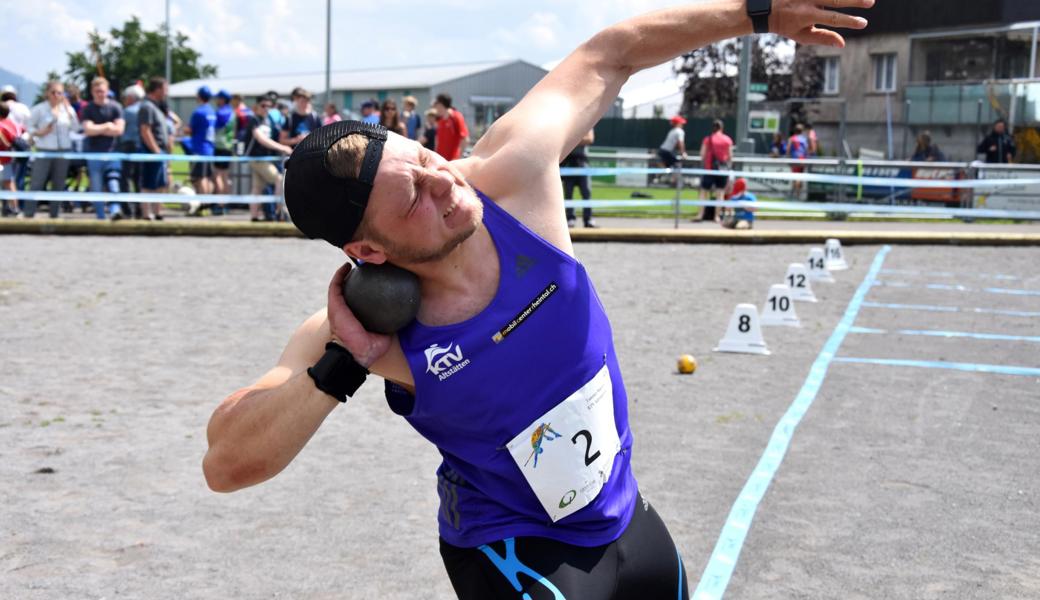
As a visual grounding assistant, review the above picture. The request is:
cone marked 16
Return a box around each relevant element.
[825,238,849,271]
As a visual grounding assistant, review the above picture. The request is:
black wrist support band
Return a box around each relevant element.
[747,0,772,34]
[307,342,369,402]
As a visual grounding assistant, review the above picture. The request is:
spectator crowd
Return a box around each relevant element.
[0,80,470,222]
[0,76,1020,227]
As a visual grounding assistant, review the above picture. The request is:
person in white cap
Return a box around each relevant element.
[1,84,32,213]
[1,85,31,131]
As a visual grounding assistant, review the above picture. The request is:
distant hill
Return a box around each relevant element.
[0,67,41,103]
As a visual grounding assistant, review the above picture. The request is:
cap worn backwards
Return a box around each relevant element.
[283,120,389,248]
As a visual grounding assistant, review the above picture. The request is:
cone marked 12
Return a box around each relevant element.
[714,303,770,355]
[825,238,849,271]
[784,263,817,302]
[761,284,801,327]
[807,247,835,283]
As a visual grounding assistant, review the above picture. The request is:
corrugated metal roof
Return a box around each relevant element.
[168,60,527,98]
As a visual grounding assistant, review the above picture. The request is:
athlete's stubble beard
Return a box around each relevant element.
[369,197,484,265]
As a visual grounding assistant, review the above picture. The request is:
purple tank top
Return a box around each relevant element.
[387,190,637,548]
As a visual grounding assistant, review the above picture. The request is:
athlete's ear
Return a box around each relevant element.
[343,240,387,265]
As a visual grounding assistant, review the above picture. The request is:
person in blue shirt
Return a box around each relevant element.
[360,100,380,125]
[279,87,322,149]
[187,85,217,197]
[212,90,235,207]
[719,177,755,230]
[261,91,288,135]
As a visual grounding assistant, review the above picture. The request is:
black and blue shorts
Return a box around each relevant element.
[440,493,688,600]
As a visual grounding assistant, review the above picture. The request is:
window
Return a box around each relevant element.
[872,54,898,93]
[470,96,514,138]
[823,56,840,95]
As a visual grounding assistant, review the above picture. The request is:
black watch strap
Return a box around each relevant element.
[307,342,369,402]
[748,0,772,34]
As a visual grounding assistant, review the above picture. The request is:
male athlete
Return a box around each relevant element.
[203,1,871,597]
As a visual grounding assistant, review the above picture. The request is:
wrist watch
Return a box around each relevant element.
[747,0,772,34]
[307,342,369,403]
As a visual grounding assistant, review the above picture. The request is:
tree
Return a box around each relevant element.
[64,16,217,97]
[786,45,825,128]
[676,37,824,124]
[676,39,741,119]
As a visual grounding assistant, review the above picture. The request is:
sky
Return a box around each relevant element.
[2,0,694,86]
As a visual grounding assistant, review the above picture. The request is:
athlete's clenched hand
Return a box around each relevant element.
[327,262,392,368]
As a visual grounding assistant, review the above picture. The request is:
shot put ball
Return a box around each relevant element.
[342,262,422,334]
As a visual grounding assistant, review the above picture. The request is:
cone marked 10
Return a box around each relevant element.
[761,284,801,327]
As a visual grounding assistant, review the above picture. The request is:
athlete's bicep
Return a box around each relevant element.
[252,309,330,390]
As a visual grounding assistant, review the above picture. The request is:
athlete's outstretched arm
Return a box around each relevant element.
[468,0,872,196]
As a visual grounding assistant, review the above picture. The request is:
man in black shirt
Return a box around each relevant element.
[561,129,597,228]
[81,77,125,220]
[977,119,1016,164]
[280,87,322,149]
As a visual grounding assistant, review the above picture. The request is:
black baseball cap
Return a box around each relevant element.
[283,120,389,247]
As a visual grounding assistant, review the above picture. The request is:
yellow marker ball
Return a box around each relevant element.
[677,354,697,375]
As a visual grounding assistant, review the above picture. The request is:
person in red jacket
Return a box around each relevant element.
[432,93,469,160]
[0,102,25,216]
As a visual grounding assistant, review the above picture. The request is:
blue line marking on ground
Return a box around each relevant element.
[849,326,887,335]
[984,287,1040,297]
[862,301,958,312]
[692,246,891,600]
[849,326,1040,344]
[833,357,1040,377]
[861,302,1040,318]
[879,269,1022,281]
[925,283,970,291]
[874,281,1040,296]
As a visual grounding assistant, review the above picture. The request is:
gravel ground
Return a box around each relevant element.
[1,237,1037,599]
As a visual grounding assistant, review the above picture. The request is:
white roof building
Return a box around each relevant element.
[169,59,548,138]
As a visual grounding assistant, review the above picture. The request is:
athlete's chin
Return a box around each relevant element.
[454,190,483,230]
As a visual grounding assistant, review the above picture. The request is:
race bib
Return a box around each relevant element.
[506,365,621,522]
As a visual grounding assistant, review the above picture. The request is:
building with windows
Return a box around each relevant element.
[804,1,1040,160]
[168,60,548,141]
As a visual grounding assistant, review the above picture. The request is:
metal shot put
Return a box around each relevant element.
[342,262,421,334]
[203,1,873,597]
